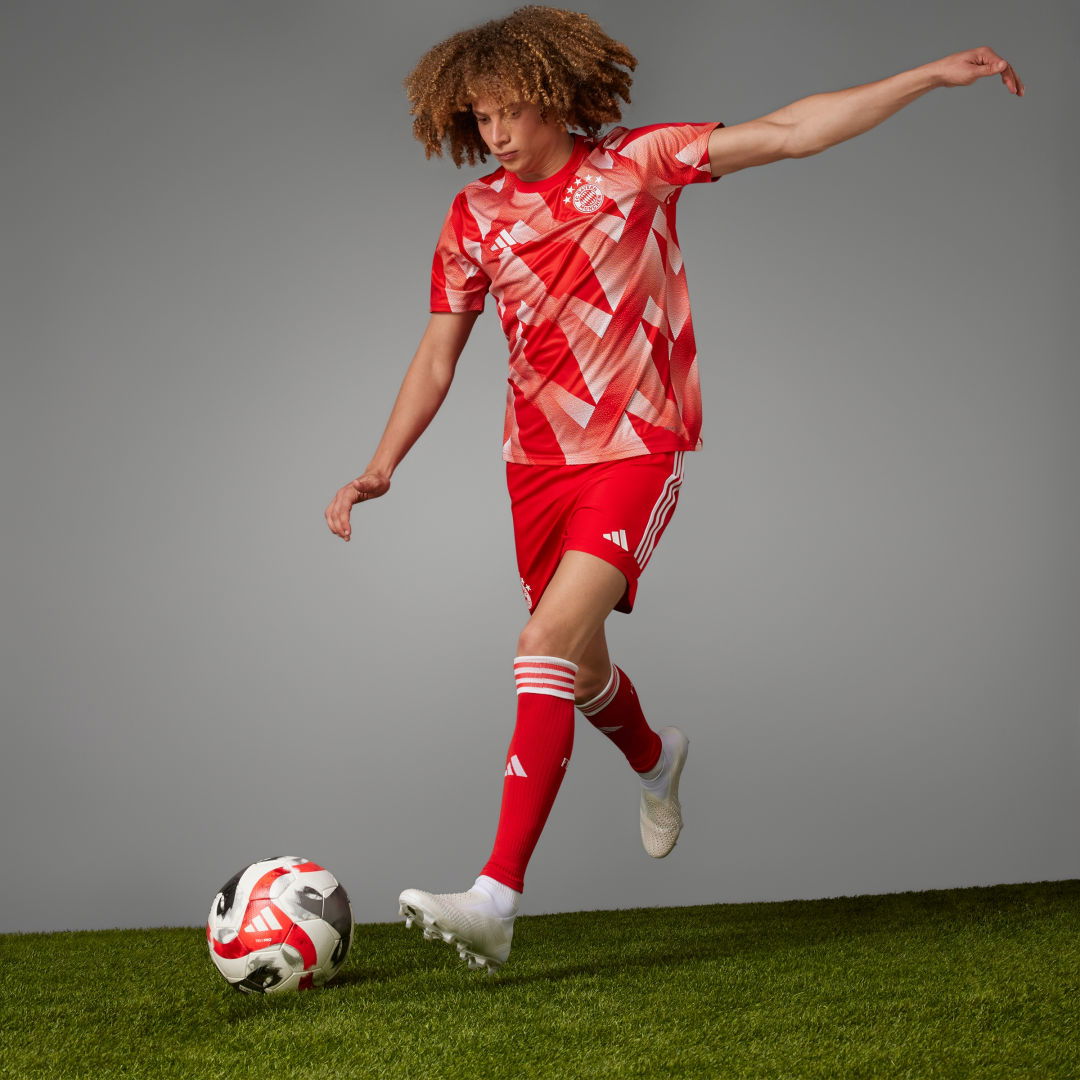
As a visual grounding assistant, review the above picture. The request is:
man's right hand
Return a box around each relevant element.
[325,472,391,541]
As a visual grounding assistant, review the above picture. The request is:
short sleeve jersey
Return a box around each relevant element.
[430,121,724,465]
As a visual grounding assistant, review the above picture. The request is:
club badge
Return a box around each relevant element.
[565,175,605,214]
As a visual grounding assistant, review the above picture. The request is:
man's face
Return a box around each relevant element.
[470,97,568,178]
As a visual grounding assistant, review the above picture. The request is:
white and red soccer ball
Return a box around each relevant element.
[206,856,353,993]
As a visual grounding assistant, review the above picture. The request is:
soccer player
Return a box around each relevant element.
[324,6,1023,973]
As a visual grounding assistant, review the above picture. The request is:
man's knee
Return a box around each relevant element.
[515,620,564,662]
[516,611,616,707]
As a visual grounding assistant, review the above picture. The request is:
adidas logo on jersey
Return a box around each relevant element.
[602,529,629,551]
[489,220,540,253]
[490,228,519,252]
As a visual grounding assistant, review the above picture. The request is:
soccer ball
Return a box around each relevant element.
[206,856,353,993]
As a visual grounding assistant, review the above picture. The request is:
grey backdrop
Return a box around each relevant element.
[3,0,1076,935]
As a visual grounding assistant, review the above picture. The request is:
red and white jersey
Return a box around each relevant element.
[430,122,724,465]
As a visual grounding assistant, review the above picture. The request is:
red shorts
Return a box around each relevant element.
[506,450,686,615]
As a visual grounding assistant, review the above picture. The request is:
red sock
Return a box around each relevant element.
[479,656,578,894]
[578,664,662,773]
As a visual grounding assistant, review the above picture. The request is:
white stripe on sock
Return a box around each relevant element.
[578,664,621,716]
[514,656,577,700]
[515,685,577,700]
[514,655,580,671]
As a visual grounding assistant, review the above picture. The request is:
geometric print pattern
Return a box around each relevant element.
[430,122,725,464]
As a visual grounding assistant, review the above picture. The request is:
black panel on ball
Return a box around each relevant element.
[215,867,247,919]
[322,885,353,940]
[295,886,324,919]
[237,963,284,994]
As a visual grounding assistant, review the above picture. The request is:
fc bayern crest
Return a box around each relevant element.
[565,175,605,214]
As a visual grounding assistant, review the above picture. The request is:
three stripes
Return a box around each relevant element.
[514,655,578,701]
[635,451,684,570]
[601,451,685,568]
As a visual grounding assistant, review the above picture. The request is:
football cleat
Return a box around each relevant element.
[398,887,515,974]
[640,726,689,858]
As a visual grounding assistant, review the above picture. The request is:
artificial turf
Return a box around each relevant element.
[1,879,1076,1080]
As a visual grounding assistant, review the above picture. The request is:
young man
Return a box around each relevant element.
[324,6,1023,973]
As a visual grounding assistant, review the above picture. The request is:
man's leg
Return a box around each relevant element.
[398,550,627,973]
[517,548,627,662]
[575,626,664,775]
[478,550,626,894]
[571,599,689,863]
[573,624,612,704]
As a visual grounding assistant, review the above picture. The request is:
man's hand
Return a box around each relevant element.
[930,47,1025,95]
[325,472,391,542]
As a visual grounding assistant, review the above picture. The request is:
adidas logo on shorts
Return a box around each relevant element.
[602,529,629,551]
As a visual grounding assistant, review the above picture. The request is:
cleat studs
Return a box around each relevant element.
[396,897,506,973]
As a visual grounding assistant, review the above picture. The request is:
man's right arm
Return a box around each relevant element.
[325,310,482,541]
[363,310,482,480]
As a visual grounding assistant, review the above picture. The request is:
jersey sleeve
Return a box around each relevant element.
[429,192,491,314]
[602,122,725,197]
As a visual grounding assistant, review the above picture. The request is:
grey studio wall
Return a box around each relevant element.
[2,0,1076,934]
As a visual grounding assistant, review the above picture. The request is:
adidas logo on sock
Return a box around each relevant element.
[504,754,528,777]
[598,725,623,733]
[602,529,629,551]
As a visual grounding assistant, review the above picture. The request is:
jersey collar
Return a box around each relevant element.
[509,133,588,193]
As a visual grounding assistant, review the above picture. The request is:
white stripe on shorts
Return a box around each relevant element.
[634,451,684,570]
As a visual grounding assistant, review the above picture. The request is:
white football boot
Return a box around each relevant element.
[640,726,689,858]
[398,885,516,974]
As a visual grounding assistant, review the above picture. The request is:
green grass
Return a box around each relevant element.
[1,880,1077,1080]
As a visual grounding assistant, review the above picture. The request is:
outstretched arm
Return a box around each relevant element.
[324,310,481,542]
[708,47,1025,177]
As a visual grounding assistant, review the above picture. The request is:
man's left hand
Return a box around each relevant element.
[930,47,1025,95]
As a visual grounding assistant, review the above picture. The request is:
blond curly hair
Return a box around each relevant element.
[403,5,637,167]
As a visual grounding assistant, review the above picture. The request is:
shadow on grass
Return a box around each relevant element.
[339,880,1080,991]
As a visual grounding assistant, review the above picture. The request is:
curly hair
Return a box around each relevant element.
[403,5,637,168]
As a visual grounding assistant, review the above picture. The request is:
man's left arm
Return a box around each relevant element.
[708,47,1025,177]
